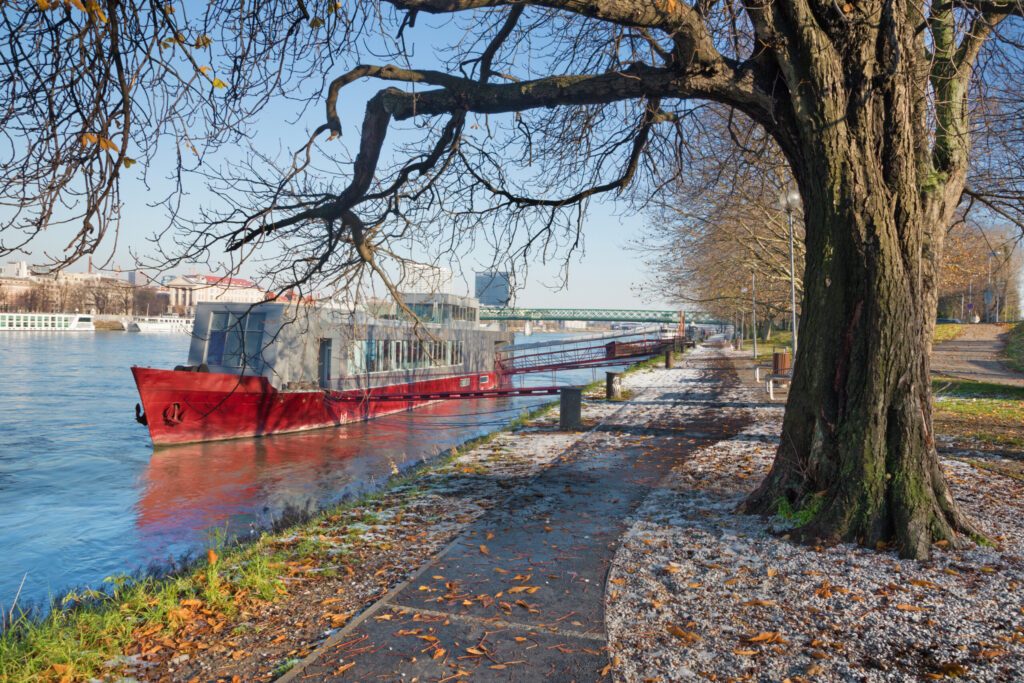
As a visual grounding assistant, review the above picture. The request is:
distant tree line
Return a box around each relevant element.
[0,279,166,315]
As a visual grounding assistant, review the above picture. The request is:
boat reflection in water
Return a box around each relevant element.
[134,394,536,556]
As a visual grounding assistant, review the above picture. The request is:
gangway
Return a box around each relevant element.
[330,328,678,403]
[327,385,564,402]
[496,327,676,375]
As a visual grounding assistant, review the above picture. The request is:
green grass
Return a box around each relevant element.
[932,375,1024,449]
[932,375,1024,401]
[750,331,793,363]
[774,493,824,526]
[933,323,964,344]
[1004,322,1024,373]
[0,539,283,683]
[746,325,961,364]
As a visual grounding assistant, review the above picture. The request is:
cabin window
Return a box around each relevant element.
[318,339,332,389]
[206,311,266,370]
[351,337,464,372]
[349,340,368,374]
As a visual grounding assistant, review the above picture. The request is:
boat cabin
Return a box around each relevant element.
[186,294,511,391]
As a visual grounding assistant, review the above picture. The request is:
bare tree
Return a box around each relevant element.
[633,112,803,329]
[3,0,1024,557]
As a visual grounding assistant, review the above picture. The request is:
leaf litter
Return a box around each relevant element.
[605,347,1024,682]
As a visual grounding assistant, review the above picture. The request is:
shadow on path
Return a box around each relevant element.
[280,357,750,682]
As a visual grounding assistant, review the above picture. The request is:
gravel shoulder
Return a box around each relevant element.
[607,348,1024,682]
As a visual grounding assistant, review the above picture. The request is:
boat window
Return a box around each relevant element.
[352,336,464,372]
[349,340,368,374]
[206,311,265,371]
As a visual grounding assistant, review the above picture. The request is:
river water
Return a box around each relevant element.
[0,331,619,612]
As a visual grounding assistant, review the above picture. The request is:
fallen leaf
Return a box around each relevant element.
[744,631,787,644]
[666,625,702,643]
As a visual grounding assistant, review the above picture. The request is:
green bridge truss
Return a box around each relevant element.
[478,307,723,324]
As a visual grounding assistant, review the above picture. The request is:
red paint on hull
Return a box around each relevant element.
[132,367,499,446]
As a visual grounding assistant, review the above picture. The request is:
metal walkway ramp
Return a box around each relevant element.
[496,327,674,375]
[330,328,676,403]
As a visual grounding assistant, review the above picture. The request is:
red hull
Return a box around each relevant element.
[132,367,498,446]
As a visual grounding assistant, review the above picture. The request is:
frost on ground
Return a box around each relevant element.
[607,351,1024,682]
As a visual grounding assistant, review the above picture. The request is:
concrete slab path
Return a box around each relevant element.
[932,323,1024,387]
[279,355,749,682]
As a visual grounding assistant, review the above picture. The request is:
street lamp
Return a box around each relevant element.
[987,248,1005,323]
[751,272,757,358]
[778,188,801,356]
[745,274,761,358]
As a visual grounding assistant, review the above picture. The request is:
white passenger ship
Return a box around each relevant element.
[0,312,95,331]
[127,316,194,333]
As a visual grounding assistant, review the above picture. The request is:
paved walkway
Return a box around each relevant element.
[932,323,1024,387]
[280,355,749,682]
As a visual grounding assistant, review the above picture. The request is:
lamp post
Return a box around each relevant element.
[987,248,1006,323]
[779,189,801,356]
[751,272,758,358]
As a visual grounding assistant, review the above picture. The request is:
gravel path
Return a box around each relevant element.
[932,323,1024,387]
[607,348,1024,682]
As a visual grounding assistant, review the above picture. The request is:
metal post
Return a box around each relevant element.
[752,271,758,359]
[988,253,993,323]
[664,348,674,369]
[787,207,799,356]
[605,371,622,400]
[969,280,974,321]
[559,388,582,430]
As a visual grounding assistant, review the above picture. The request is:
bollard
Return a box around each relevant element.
[605,371,622,400]
[559,387,583,430]
[664,348,674,369]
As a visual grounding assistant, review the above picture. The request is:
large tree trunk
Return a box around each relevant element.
[742,173,981,559]
[741,16,983,560]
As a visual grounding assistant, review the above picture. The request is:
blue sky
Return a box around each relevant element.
[6,7,666,310]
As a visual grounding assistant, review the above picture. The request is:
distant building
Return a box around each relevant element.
[0,261,31,279]
[475,271,511,307]
[165,275,266,314]
[400,264,453,295]
[127,270,151,286]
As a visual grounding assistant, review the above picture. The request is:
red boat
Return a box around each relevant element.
[132,294,511,446]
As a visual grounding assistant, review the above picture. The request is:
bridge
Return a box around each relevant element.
[478,307,722,324]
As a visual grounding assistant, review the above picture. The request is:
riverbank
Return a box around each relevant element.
[0,356,659,682]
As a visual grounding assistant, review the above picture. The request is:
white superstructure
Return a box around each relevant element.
[127,316,194,333]
[0,312,95,331]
